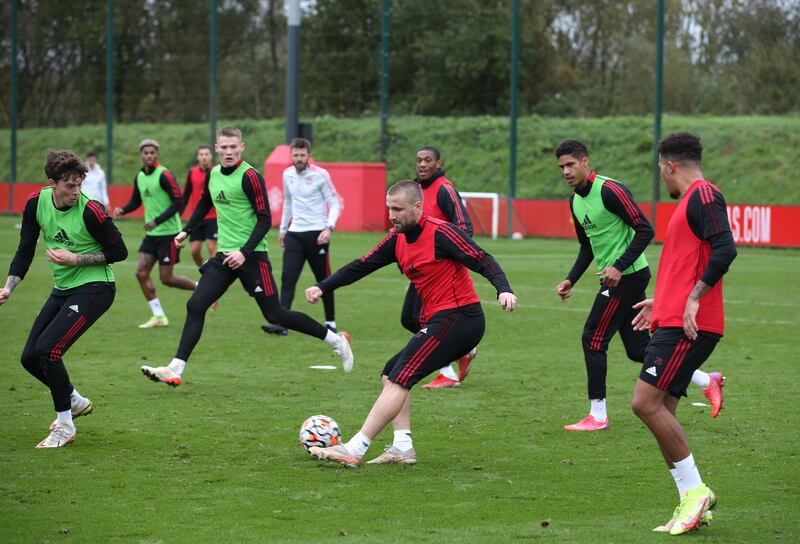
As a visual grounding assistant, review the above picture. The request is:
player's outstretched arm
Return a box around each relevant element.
[312,231,399,297]
[434,223,514,298]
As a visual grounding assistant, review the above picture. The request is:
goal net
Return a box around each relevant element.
[460,192,500,239]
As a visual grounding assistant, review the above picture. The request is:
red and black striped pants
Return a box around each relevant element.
[384,303,485,388]
[21,283,115,412]
[581,268,651,400]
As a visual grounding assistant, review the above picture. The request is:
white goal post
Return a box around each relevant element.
[460,192,500,239]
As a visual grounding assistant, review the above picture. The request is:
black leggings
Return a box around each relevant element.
[281,230,334,321]
[176,252,328,361]
[581,269,651,399]
[20,283,115,412]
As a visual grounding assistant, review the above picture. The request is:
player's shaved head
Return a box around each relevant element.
[417,146,440,160]
[387,179,423,204]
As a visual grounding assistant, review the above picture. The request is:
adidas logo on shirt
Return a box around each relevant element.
[53,228,74,247]
[215,191,230,205]
[406,263,424,280]
[646,366,658,377]
[69,304,80,313]
[582,214,596,231]
[144,188,153,197]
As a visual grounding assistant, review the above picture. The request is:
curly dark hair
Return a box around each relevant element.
[658,132,703,164]
[44,149,88,182]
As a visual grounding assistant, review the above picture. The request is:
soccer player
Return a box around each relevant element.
[182,145,218,267]
[304,180,516,467]
[408,146,478,389]
[630,132,736,534]
[555,140,725,431]
[261,137,340,336]
[113,139,196,328]
[1,150,127,448]
[139,127,353,386]
[82,151,109,210]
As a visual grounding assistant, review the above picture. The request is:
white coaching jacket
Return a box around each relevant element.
[279,163,341,233]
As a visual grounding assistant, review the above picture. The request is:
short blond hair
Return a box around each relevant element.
[216,126,243,141]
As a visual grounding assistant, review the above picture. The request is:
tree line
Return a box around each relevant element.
[1,0,798,128]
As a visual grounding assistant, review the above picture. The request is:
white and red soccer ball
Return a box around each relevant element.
[298,414,341,452]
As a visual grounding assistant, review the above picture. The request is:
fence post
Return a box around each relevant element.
[9,0,19,213]
[210,0,218,146]
[651,0,664,223]
[106,0,114,186]
[379,0,390,162]
[507,0,520,237]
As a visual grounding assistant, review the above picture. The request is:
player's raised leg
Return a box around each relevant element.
[141,255,234,386]
[248,253,353,371]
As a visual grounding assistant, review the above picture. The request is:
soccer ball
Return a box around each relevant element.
[298,414,341,452]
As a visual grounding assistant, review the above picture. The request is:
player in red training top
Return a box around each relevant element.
[304,180,517,467]
[182,145,217,267]
[630,132,736,535]
[409,146,477,388]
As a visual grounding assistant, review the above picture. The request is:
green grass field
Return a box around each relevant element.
[1,216,798,543]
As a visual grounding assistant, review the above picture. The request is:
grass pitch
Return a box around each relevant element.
[1,216,798,543]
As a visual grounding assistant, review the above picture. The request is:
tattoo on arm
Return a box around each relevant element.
[4,275,21,291]
[689,281,710,301]
[75,252,107,266]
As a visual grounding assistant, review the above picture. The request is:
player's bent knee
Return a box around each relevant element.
[631,394,658,419]
[160,274,179,287]
[20,348,40,371]
[33,342,56,364]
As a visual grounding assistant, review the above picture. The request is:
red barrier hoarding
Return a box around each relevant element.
[463,197,800,247]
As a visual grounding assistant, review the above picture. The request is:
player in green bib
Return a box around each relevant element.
[114,138,196,328]
[1,150,127,448]
[140,127,353,387]
[554,140,724,431]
